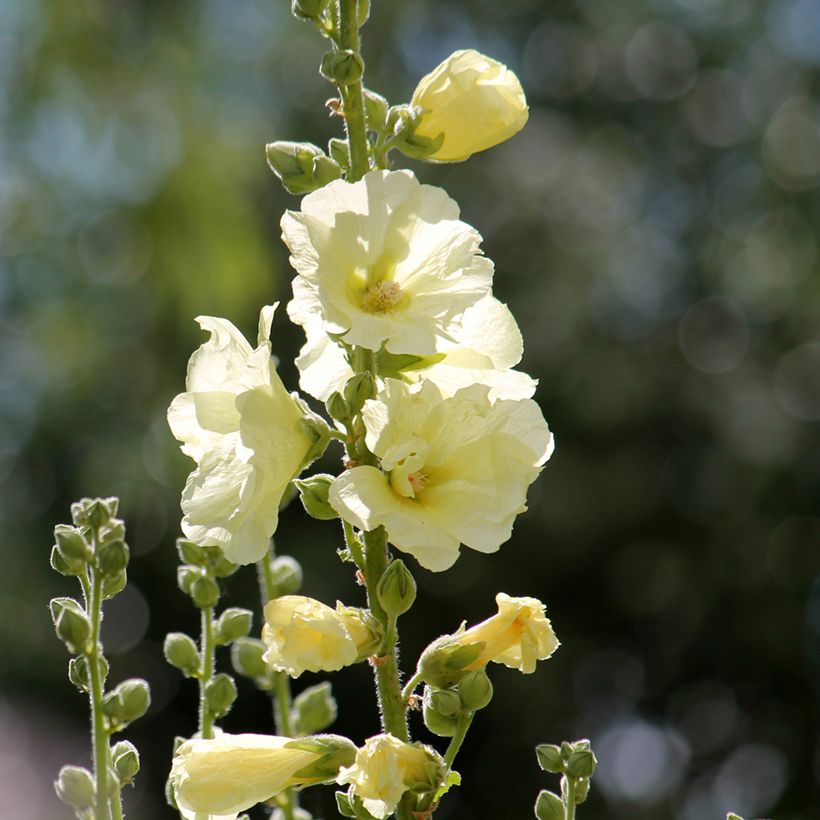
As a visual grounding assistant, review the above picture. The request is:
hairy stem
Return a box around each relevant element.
[444,712,474,769]
[337,0,369,180]
[198,606,216,739]
[565,777,577,820]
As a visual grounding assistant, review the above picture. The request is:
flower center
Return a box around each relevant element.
[407,471,429,493]
[362,280,403,314]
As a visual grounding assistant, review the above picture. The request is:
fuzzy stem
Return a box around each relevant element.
[198,606,216,739]
[401,671,424,703]
[337,0,369,180]
[444,712,474,769]
[565,777,577,820]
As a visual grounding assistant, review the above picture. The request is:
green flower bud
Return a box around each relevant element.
[215,607,253,645]
[356,0,370,27]
[111,740,140,783]
[320,49,364,87]
[176,539,206,566]
[299,408,333,468]
[50,545,85,577]
[422,686,461,737]
[291,681,338,735]
[190,574,221,609]
[457,667,493,711]
[86,498,116,528]
[376,559,416,618]
[418,636,485,689]
[270,555,303,596]
[54,525,90,561]
[50,597,91,654]
[202,546,238,578]
[294,474,338,521]
[97,540,130,575]
[177,565,200,594]
[343,373,374,414]
[54,765,95,809]
[101,569,127,600]
[231,637,270,681]
[163,632,200,677]
[68,655,108,693]
[291,0,329,20]
[266,141,343,196]
[566,741,597,779]
[99,519,126,546]
[102,678,151,727]
[286,734,357,780]
[205,673,237,718]
[328,137,350,169]
[534,790,565,820]
[535,743,564,774]
[325,391,351,423]
[363,89,389,131]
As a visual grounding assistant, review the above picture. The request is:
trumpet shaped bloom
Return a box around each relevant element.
[419,593,559,687]
[411,49,529,162]
[262,595,381,678]
[336,734,446,819]
[168,305,323,565]
[283,169,493,356]
[294,295,536,403]
[329,379,553,571]
[170,732,356,819]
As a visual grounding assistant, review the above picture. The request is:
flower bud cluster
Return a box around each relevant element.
[534,739,597,820]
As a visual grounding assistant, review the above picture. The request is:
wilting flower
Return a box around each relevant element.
[419,593,559,687]
[329,379,553,571]
[167,305,327,565]
[411,49,528,162]
[261,595,381,677]
[283,169,493,356]
[294,295,536,403]
[170,732,356,819]
[336,734,446,819]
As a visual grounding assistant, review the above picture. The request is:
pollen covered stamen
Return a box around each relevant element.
[407,472,429,494]
[362,280,403,314]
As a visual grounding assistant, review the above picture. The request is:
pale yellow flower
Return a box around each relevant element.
[283,169,493,356]
[329,379,553,571]
[261,595,380,678]
[336,734,446,819]
[412,49,528,162]
[167,305,321,565]
[170,732,355,818]
[294,295,536,403]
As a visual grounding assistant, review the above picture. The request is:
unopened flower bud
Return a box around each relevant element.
[191,574,221,609]
[102,678,151,727]
[300,410,333,467]
[177,539,206,567]
[328,137,350,168]
[205,673,237,718]
[535,743,564,774]
[291,0,328,21]
[204,546,238,578]
[291,681,338,735]
[534,789,565,820]
[215,608,253,645]
[97,540,130,575]
[320,49,364,87]
[376,559,416,618]
[266,141,343,196]
[285,734,357,780]
[84,497,117,528]
[163,632,200,677]
[101,569,127,600]
[50,597,91,655]
[364,89,389,130]
[566,740,597,779]
[422,686,461,737]
[177,565,200,595]
[343,373,374,414]
[231,638,269,681]
[294,474,338,521]
[54,525,90,561]
[271,555,303,595]
[457,667,493,711]
[54,765,95,809]
[50,545,85,577]
[325,391,351,423]
[111,740,140,783]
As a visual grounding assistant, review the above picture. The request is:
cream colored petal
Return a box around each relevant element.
[188,316,254,394]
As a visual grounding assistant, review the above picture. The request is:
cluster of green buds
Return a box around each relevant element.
[534,740,597,820]
[421,668,493,738]
[50,497,150,819]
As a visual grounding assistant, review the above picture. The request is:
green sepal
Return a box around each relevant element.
[214,607,253,645]
[374,348,445,379]
[328,138,350,169]
[204,673,237,718]
[294,475,338,521]
[363,89,389,131]
[395,130,445,161]
[69,654,109,693]
[434,769,461,802]
[101,569,127,600]
[534,790,565,820]
[536,743,564,774]
[50,544,86,577]
[335,790,356,818]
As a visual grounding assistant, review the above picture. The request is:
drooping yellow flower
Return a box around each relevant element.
[329,379,553,571]
[261,595,381,678]
[170,732,356,818]
[167,305,325,565]
[336,734,446,819]
[419,594,559,688]
[411,49,528,162]
[283,169,493,356]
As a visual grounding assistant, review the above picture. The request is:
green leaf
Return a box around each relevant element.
[434,769,461,801]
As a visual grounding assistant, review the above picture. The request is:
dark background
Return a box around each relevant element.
[1,0,819,818]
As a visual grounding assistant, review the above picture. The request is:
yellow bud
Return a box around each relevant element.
[411,49,528,162]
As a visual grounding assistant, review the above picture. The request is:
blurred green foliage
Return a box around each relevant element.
[1,0,819,818]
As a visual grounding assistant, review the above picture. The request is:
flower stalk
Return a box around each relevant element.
[337,0,370,180]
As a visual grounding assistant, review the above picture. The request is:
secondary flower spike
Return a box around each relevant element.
[283,169,494,356]
[329,379,553,571]
[411,49,529,162]
[170,732,356,819]
[168,305,326,565]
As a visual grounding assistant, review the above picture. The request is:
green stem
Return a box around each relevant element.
[565,777,577,820]
[108,785,124,820]
[337,0,369,180]
[401,671,424,703]
[342,519,365,569]
[84,548,111,820]
[198,606,216,739]
[444,712,474,769]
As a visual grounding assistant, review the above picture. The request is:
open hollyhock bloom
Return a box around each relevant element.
[329,379,553,571]
[283,169,493,356]
[336,734,446,819]
[294,294,537,403]
[419,593,559,688]
[170,732,356,819]
[411,49,529,162]
[167,305,326,565]
[261,595,381,677]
